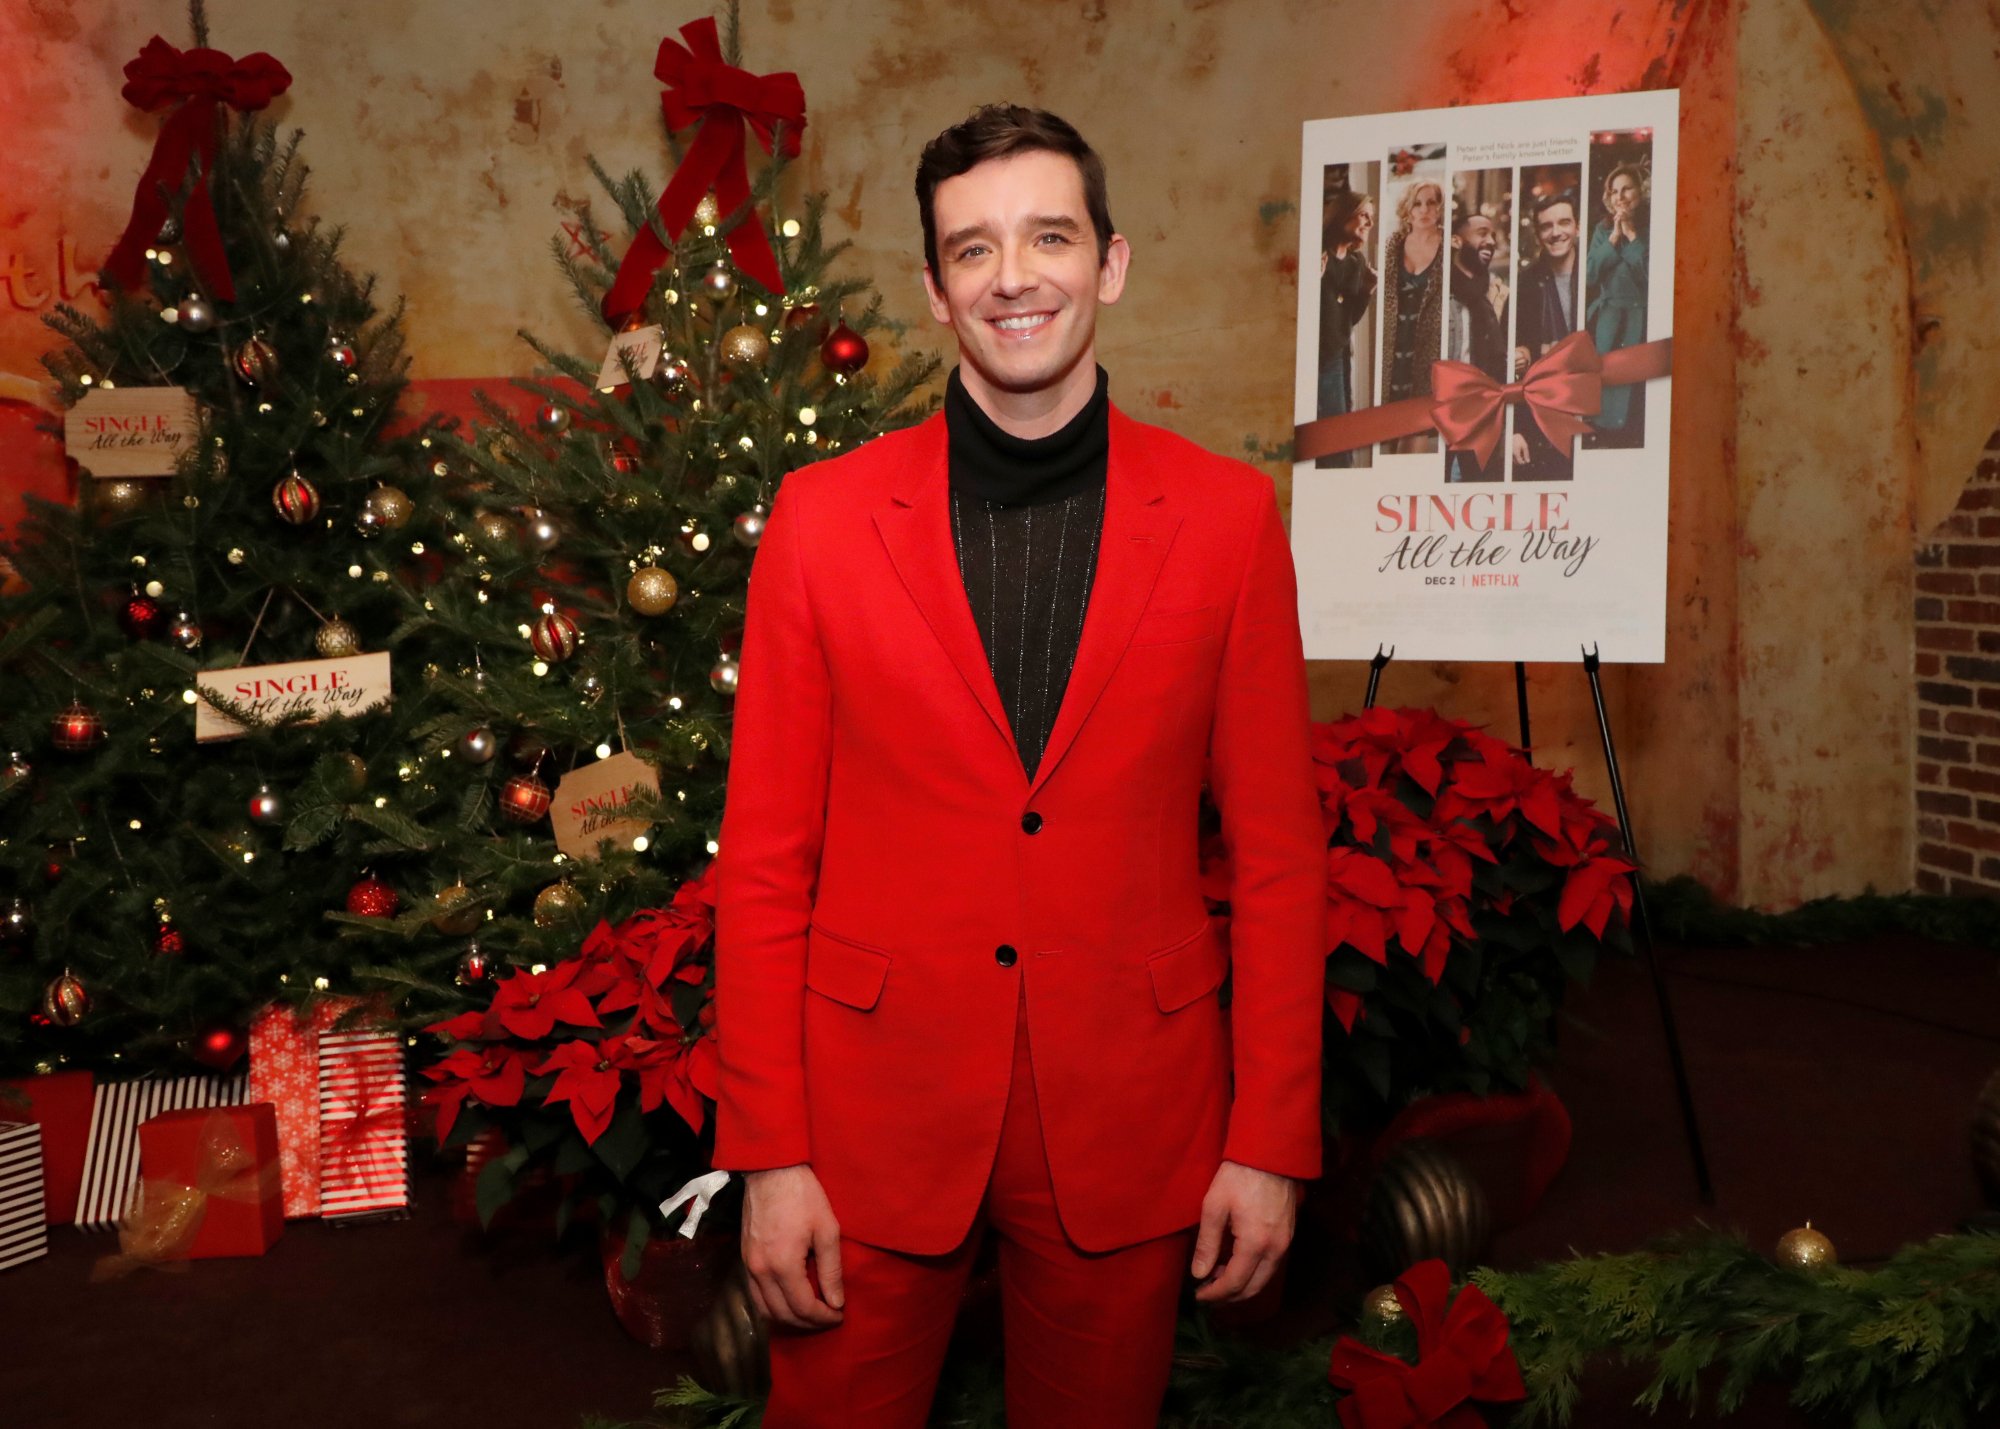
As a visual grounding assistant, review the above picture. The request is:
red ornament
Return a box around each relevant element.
[272,470,321,526]
[119,592,166,639]
[189,1022,249,1071]
[345,875,400,919]
[499,774,552,825]
[783,301,822,332]
[820,323,869,375]
[529,611,581,663]
[152,921,186,957]
[457,944,491,985]
[50,701,106,753]
[42,970,90,1026]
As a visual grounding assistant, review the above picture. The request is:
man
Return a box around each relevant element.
[713,105,1326,1428]
[1512,189,1581,480]
[1445,209,1507,483]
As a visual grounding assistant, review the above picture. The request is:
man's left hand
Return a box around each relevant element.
[1190,1160,1298,1303]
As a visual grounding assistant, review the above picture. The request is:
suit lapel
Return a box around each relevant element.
[873,404,1180,797]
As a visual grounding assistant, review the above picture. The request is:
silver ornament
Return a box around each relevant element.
[178,296,216,334]
[328,340,358,372]
[273,228,292,255]
[700,262,737,302]
[354,504,387,538]
[577,674,605,703]
[525,509,561,553]
[1,897,31,945]
[733,508,766,547]
[459,727,498,765]
[168,614,203,651]
[709,653,739,696]
[535,403,571,435]
[248,785,284,826]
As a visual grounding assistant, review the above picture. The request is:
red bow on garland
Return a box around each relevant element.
[601,17,806,325]
[102,36,293,304]
[1328,1259,1526,1428]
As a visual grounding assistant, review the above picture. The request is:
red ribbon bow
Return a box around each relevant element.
[102,36,293,304]
[601,18,806,325]
[1328,1260,1526,1428]
[323,1037,405,1198]
[1430,329,1604,472]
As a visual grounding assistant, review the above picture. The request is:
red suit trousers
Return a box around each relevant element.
[764,985,1197,1428]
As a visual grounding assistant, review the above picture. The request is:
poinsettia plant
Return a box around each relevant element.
[419,860,722,1271]
[1201,706,1635,1141]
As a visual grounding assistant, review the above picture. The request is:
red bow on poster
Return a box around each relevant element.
[1292,332,1673,465]
[102,36,294,304]
[601,17,806,326]
[1328,1259,1526,1428]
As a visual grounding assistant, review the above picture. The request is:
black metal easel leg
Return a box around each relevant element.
[1581,643,1715,1205]
[1514,661,1532,756]
[1363,644,1394,710]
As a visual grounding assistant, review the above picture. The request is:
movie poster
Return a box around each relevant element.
[1291,90,1678,663]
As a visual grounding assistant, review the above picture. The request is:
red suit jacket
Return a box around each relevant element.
[713,403,1326,1255]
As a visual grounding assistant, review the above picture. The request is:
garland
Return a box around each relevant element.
[1644,875,2000,952]
[643,1229,2000,1428]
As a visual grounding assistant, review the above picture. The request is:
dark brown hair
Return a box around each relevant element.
[915,104,1113,278]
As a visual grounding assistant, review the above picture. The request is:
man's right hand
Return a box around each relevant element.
[742,1163,846,1330]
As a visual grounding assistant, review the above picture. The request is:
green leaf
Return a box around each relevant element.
[619,1204,651,1282]
[591,1100,648,1181]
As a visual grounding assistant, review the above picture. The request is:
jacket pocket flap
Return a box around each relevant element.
[805,924,891,1010]
[1146,921,1229,1012]
[1132,604,1217,647]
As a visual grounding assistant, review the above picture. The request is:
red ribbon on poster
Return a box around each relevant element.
[1327,1259,1526,1428]
[601,18,806,326]
[101,37,293,304]
[1292,332,1673,465]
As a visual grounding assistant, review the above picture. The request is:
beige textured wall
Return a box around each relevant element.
[5,0,1991,905]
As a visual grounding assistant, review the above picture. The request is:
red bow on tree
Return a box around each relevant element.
[102,36,293,304]
[1328,1259,1526,1428]
[601,17,806,325]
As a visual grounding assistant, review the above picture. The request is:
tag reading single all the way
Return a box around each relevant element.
[595,325,664,391]
[551,750,660,859]
[194,651,393,742]
[64,386,200,477]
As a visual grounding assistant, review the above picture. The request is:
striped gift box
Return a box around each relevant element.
[75,1074,247,1232]
[317,1030,409,1222]
[0,1121,47,1271]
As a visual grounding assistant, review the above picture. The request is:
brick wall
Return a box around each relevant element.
[1915,431,2000,894]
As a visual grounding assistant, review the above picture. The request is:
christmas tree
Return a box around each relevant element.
[0,5,453,1076]
[352,9,935,1034]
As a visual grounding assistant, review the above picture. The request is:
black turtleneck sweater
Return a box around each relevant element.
[945,365,1110,781]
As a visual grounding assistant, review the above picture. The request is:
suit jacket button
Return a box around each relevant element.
[1020,811,1043,834]
[995,944,1018,967]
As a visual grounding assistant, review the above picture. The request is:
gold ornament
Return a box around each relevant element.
[692,1263,771,1399]
[719,324,771,371]
[336,753,368,794]
[364,485,414,531]
[626,566,680,616]
[430,883,483,935]
[1362,1284,1404,1325]
[694,193,721,231]
[1361,1139,1492,1279]
[472,511,516,550]
[532,881,583,928]
[315,619,362,659]
[97,479,153,515]
[42,970,90,1026]
[1775,1223,1837,1271]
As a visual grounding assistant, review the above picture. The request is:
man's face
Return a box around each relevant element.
[1452,215,1497,273]
[1535,202,1577,260]
[922,149,1128,398]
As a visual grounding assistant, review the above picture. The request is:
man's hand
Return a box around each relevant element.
[1511,432,1530,467]
[742,1164,845,1330]
[1191,1160,1298,1303]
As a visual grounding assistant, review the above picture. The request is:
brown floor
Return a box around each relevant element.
[4,933,1996,1428]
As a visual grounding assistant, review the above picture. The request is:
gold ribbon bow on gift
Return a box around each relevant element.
[91,1111,278,1280]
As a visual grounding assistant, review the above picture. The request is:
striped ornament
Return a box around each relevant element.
[317,1030,409,1222]
[528,610,581,663]
[270,470,321,526]
[74,1074,247,1231]
[0,1122,47,1271]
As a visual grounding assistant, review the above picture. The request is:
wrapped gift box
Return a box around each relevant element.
[133,1103,283,1259]
[76,1073,247,1231]
[0,1121,48,1271]
[318,1029,409,1221]
[0,1070,94,1224]
[247,999,367,1218]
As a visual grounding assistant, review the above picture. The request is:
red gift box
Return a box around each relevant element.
[0,1070,95,1224]
[133,1104,283,1259]
[248,998,391,1218]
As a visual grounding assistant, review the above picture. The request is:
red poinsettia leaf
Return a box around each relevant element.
[421,1082,473,1144]
[1394,890,1437,961]
[469,1050,526,1107]
[662,1065,707,1136]
[1519,776,1567,839]
[424,1009,493,1042]
[1328,849,1405,908]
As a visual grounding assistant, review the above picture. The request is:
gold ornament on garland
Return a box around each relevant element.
[626,566,680,616]
[315,619,362,659]
[1776,1222,1837,1271]
[42,969,90,1026]
[430,883,484,935]
[532,881,584,927]
[719,323,771,371]
[1361,1283,1404,1325]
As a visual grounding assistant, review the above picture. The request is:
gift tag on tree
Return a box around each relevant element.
[194,652,393,742]
[552,751,659,859]
[595,324,664,391]
[64,386,199,477]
